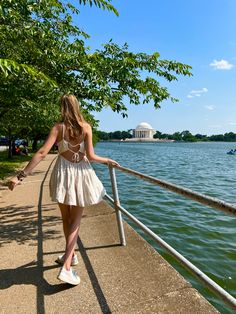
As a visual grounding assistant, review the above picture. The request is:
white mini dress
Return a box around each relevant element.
[49,124,106,207]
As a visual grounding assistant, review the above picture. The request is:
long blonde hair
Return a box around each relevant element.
[60,94,85,139]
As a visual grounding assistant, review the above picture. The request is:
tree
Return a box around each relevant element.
[0,0,192,157]
[195,133,207,141]
[111,131,121,140]
[121,131,132,140]
[180,130,197,142]
[154,131,162,139]
[97,131,109,141]
[208,134,224,142]
[224,132,236,142]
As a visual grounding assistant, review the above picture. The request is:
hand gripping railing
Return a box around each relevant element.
[106,163,236,311]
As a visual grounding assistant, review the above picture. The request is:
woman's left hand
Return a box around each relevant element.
[8,177,21,191]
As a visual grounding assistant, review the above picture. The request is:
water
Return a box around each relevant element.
[94,141,236,313]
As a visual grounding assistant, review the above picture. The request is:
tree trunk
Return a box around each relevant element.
[32,138,38,152]
[8,139,13,159]
[7,128,13,159]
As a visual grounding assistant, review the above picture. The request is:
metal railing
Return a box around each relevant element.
[106,163,236,311]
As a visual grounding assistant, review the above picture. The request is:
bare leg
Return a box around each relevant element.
[58,203,76,256]
[58,203,70,241]
[63,205,84,270]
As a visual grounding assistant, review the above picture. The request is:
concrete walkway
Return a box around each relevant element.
[0,154,218,313]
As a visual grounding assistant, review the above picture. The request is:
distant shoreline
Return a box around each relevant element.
[98,140,236,143]
[98,139,174,143]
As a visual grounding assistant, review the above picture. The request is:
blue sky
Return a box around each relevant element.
[75,0,236,135]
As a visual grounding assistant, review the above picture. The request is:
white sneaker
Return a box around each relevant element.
[55,254,79,266]
[57,267,81,285]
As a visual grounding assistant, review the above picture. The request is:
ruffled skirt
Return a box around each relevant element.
[49,155,106,207]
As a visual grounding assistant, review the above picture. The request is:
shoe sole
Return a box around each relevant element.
[57,274,81,285]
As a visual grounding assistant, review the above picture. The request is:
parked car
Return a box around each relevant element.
[15,139,28,146]
[0,137,8,146]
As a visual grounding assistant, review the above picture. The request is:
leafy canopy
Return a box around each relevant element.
[0,0,192,139]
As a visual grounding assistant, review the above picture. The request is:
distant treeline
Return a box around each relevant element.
[97,130,236,142]
[97,130,133,140]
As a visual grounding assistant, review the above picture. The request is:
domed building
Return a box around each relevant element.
[133,122,156,139]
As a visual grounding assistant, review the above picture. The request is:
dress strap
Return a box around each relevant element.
[62,123,65,139]
[67,147,83,162]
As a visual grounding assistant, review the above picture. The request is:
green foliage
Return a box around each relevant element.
[97,130,132,140]
[0,150,32,180]
[0,59,57,87]
[208,133,236,142]
[78,43,191,117]
[0,0,192,154]
[78,0,119,16]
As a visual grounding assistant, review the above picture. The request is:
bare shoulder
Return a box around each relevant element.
[51,123,61,134]
[49,123,61,137]
[52,123,62,131]
[55,122,63,129]
[83,122,92,135]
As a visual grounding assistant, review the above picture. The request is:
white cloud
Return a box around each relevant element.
[210,59,234,70]
[228,122,236,126]
[205,105,214,111]
[187,87,208,99]
[190,87,208,94]
[191,88,208,95]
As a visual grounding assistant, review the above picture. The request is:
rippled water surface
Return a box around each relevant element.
[94,141,236,313]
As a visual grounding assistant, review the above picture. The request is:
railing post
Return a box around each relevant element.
[109,164,126,246]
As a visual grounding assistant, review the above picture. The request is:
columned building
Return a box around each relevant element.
[133,122,156,139]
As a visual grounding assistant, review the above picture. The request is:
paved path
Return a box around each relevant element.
[0,154,218,313]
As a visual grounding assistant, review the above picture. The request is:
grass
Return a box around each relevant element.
[0,150,32,180]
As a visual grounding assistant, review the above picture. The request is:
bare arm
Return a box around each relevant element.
[8,124,59,190]
[84,124,119,165]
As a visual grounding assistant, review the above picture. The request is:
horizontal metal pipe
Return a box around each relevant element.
[111,165,236,217]
[105,193,236,310]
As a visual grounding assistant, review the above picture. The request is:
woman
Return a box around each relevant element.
[9,94,119,285]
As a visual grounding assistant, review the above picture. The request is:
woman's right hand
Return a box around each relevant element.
[107,158,120,167]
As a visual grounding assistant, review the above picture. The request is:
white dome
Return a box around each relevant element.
[135,122,153,130]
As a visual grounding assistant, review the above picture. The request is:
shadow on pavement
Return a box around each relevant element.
[0,204,61,247]
[1,157,114,314]
[0,261,73,294]
[77,237,112,314]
